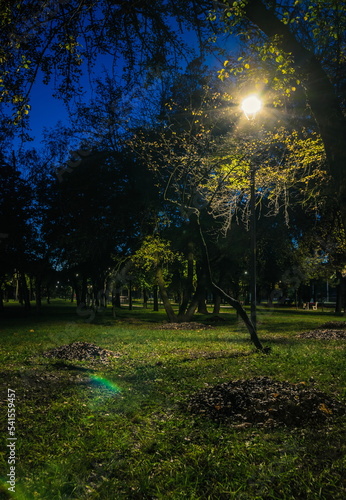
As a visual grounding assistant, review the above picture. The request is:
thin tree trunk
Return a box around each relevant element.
[194,213,265,351]
[180,285,203,321]
[21,273,30,310]
[29,277,35,301]
[143,287,148,308]
[35,278,42,312]
[212,283,264,350]
[335,271,341,314]
[81,276,87,305]
[0,285,4,311]
[153,284,159,311]
[179,241,194,315]
[156,267,176,322]
[128,281,133,310]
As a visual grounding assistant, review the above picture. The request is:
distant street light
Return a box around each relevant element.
[241,95,262,330]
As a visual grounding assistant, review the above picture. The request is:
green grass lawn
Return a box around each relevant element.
[0,301,345,499]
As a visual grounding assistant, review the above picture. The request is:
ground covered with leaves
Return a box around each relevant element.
[186,321,346,428]
[187,376,345,428]
[1,306,345,499]
[298,320,346,340]
[41,341,121,364]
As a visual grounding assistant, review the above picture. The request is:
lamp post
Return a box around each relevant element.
[241,95,262,330]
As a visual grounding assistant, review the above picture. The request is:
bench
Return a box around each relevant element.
[303,302,318,310]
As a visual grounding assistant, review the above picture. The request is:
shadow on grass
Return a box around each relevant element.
[0,369,85,404]
[259,336,299,346]
[49,361,97,372]
[259,307,345,319]
[178,350,253,362]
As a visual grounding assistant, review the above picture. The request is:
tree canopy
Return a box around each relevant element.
[2,0,346,339]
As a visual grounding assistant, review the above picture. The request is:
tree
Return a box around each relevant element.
[4,0,345,227]
[132,52,335,348]
[0,153,33,309]
[131,68,266,347]
[0,0,213,126]
[132,236,181,322]
[216,0,346,230]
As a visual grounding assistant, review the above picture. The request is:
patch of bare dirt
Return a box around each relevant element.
[187,376,345,428]
[42,341,121,364]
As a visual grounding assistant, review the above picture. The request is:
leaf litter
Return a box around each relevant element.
[186,376,345,428]
[41,341,121,364]
[298,321,346,340]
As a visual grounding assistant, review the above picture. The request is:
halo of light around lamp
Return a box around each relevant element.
[241,95,262,119]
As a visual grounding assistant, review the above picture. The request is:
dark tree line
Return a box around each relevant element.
[1,64,345,328]
[2,0,346,348]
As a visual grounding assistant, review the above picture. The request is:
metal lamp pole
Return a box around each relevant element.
[241,95,262,330]
[250,163,257,329]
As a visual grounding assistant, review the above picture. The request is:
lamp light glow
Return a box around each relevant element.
[241,95,262,119]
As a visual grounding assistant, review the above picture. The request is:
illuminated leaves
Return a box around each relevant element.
[220,36,299,102]
[134,75,327,236]
[132,236,182,289]
[133,236,178,271]
[217,0,346,107]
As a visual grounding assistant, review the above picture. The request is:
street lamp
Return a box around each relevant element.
[241,94,262,330]
[241,95,262,120]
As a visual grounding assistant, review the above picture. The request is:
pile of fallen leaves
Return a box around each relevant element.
[298,321,346,340]
[42,341,120,364]
[187,376,345,428]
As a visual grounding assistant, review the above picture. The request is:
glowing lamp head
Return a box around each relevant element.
[241,95,262,119]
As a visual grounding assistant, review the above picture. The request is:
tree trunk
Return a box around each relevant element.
[244,0,346,230]
[71,276,81,305]
[81,276,87,305]
[179,241,195,315]
[180,283,205,321]
[35,278,42,312]
[153,284,159,311]
[335,271,346,314]
[195,258,209,314]
[113,290,121,308]
[178,256,210,321]
[213,283,264,350]
[111,292,117,317]
[192,212,265,351]
[128,281,133,310]
[213,293,221,314]
[29,277,35,301]
[156,266,177,322]
[198,296,208,314]
[143,287,148,308]
[21,273,30,310]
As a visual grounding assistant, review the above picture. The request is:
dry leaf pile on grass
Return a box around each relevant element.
[187,376,345,428]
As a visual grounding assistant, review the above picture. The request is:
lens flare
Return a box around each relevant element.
[89,375,121,394]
